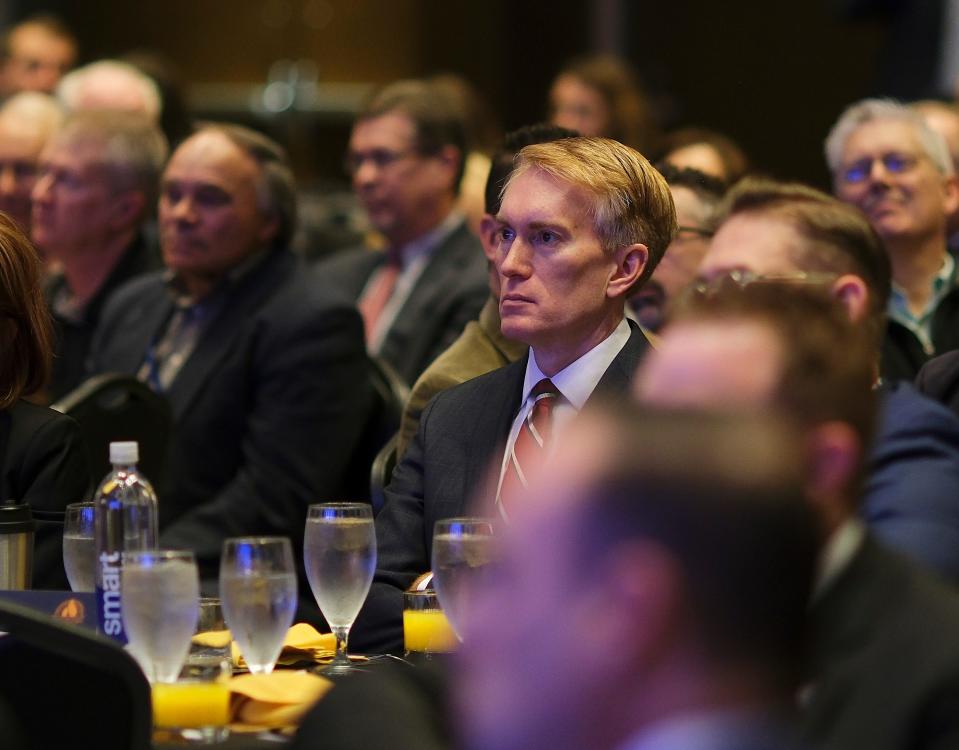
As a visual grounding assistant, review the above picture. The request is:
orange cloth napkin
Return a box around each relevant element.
[228,670,333,732]
[230,622,337,669]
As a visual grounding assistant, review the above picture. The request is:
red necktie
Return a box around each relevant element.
[498,378,561,520]
[359,260,401,345]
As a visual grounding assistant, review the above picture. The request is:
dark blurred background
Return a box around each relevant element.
[2,0,889,190]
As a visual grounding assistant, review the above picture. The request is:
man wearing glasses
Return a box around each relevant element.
[826,98,959,380]
[693,177,959,585]
[318,79,488,385]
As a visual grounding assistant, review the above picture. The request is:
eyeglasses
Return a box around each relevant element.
[687,269,839,297]
[839,152,918,184]
[343,148,420,176]
[675,225,714,239]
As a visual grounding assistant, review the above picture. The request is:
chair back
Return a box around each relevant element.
[0,598,152,750]
[370,432,399,515]
[51,373,172,484]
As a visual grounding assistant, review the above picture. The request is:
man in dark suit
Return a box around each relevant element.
[351,135,677,653]
[695,178,959,584]
[88,124,373,578]
[316,79,488,386]
[636,276,959,750]
[459,405,815,750]
[32,110,165,400]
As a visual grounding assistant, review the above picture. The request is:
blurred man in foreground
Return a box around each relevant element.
[0,15,77,98]
[636,282,959,750]
[352,136,676,653]
[460,404,816,750]
[695,178,959,583]
[0,91,62,235]
[89,124,373,578]
[33,111,166,400]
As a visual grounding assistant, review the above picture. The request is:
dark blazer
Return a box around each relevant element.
[0,401,92,589]
[46,233,159,401]
[351,323,650,653]
[802,535,959,750]
[315,221,488,385]
[916,348,959,418]
[88,250,375,576]
[863,382,959,583]
[880,289,959,382]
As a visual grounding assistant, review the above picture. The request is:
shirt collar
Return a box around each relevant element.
[392,211,464,269]
[889,252,956,317]
[522,317,632,409]
[812,518,865,599]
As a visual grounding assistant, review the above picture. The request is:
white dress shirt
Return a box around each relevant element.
[495,317,632,515]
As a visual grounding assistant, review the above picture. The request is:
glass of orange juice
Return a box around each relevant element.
[403,590,457,658]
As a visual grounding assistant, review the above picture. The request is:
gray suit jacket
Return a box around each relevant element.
[315,221,488,385]
[351,322,650,653]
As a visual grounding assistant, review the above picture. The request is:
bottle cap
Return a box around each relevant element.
[109,441,139,465]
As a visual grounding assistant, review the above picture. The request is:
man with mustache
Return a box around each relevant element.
[826,98,959,380]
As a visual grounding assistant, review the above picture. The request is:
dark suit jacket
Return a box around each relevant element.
[351,323,650,653]
[864,382,959,583]
[916,348,959,418]
[46,233,159,401]
[880,289,959,382]
[88,249,374,577]
[803,535,959,750]
[315,221,488,385]
[0,401,92,589]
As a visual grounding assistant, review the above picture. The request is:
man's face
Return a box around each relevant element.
[0,120,45,232]
[495,167,621,352]
[457,415,616,750]
[159,131,277,287]
[348,111,454,245]
[698,212,805,282]
[634,318,785,411]
[834,119,958,244]
[549,74,610,137]
[1,25,75,95]
[631,185,712,329]
[31,138,119,257]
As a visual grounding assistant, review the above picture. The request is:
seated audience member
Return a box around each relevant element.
[548,54,657,152]
[460,404,816,750]
[32,111,166,400]
[56,60,163,121]
[0,213,90,588]
[88,124,373,579]
[0,92,63,235]
[0,15,77,98]
[629,163,725,331]
[635,282,959,750]
[351,136,676,653]
[396,123,577,459]
[693,178,959,583]
[660,126,749,184]
[826,98,959,380]
[317,79,488,385]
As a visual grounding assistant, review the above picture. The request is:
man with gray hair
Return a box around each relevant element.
[826,98,959,380]
[32,110,166,399]
[56,60,162,121]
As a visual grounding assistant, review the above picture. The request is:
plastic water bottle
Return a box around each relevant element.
[94,441,159,643]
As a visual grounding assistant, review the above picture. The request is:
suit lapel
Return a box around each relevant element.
[591,320,650,400]
[165,251,295,421]
[113,286,174,376]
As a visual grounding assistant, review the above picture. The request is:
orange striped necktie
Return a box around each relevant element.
[498,378,561,520]
[359,259,401,344]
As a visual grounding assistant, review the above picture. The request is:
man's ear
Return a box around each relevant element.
[831,274,869,325]
[804,421,861,532]
[109,190,147,231]
[435,144,462,192]
[608,243,649,299]
[942,173,959,217]
[479,214,499,263]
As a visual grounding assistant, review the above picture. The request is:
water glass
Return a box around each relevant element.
[63,502,95,592]
[219,537,297,674]
[121,549,200,683]
[181,597,232,680]
[431,518,496,641]
[304,503,376,676]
